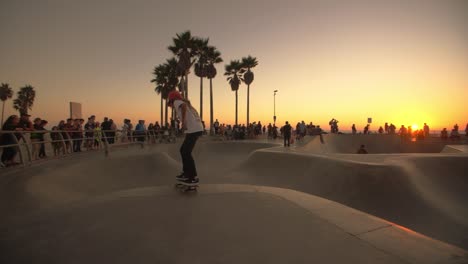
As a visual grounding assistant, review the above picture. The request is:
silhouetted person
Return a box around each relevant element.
[135,120,146,142]
[407,125,413,138]
[101,117,112,143]
[423,123,430,138]
[169,90,203,186]
[282,121,292,147]
[399,125,407,136]
[441,128,448,140]
[1,115,22,166]
[384,122,389,134]
[357,144,368,154]
[389,123,396,134]
[108,119,116,144]
[329,118,339,133]
[378,126,384,134]
[364,124,370,134]
[214,119,220,135]
[18,113,33,131]
[38,120,48,158]
[465,123,468,137]
[352,124,357,135]
[450,127,460,140]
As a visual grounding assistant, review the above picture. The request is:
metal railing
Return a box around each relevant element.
[0,129,177,168]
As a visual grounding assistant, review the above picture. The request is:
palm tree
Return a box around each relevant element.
[168,31,198,99]
[0,83,14,126]
[151,64,166,125]
[224,60,243,126]
[13,85,36,116]
[205,46,223,135]
[194,38,209,122]
[151,59,180,126]
[241,56,258,125]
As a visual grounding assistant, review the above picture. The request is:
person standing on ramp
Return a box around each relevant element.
[168,90,204,186]
[283,121,292,147]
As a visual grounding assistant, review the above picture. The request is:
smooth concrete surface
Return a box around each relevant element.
[442,145,468,153]
[1,136,468,263]
[1,184,467,264]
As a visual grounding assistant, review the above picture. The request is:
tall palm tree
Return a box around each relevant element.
[0,83,14,126]
[224,60,243,126]
[151,59,180,126]
[241,56,258,125]
[151,64,166,125]
[13,85,36,116]
[206,46,223,135]
[168,31,198,99]
[194,38,209,122]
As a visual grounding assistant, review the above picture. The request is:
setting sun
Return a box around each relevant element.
[412,124,419,130]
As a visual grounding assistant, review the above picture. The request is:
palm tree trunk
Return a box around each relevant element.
[199,77,203,122]
[235,90,238,126]
[185,73,189,99]
[209,78,214,135]
[1,101,5,128]
[165,100,168,126]
[160,96,163,125]
[247,84,250,125]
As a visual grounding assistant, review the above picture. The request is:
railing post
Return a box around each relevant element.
[102,130,109,157]
[20,133,33,166]
[10,132,26,167]
[57,131,67,155]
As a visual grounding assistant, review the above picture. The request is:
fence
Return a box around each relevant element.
[0,129,177,168]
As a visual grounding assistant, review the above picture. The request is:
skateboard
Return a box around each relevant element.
[174,182,198,192]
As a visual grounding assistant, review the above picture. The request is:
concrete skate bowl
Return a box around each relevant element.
[0,141,280,216]
[238,149,468,249]
[301,134,466,154]
[1,139,468,251]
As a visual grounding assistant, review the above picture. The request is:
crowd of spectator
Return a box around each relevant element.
[0,114,183,167]
[2,113,468,168]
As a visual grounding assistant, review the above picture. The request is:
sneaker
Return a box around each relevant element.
[179,177,199,186]
[176,173,188,181]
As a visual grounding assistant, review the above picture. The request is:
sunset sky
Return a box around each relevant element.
[1,0,467,131]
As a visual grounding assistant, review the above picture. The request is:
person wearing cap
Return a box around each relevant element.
[168,90,204,185]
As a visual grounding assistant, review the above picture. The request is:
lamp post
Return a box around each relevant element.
[273,90,278,127]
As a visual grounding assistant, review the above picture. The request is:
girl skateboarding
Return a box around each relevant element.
[167,90,204,186]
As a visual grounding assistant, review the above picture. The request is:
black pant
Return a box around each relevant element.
[1,147,17,163]
[180,131,202,179]
[73,139,82,152]
[39,143,46,157]
[284,134,291,146]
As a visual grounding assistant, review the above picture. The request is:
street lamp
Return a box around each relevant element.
[273,90,278,126]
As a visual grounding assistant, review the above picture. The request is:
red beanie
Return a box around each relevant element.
[168,90,183,101]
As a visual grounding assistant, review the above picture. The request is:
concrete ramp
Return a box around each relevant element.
[238,149,468,249]
[2,184,466,264]
[1,139,468,257]
[442,145,468,153]
[302,134,459,154]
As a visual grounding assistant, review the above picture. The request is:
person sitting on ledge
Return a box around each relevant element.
[357,144,368,154]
